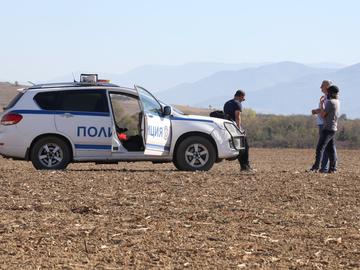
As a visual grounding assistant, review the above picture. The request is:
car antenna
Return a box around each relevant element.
[72,72,77,82]
[27,81,36,86]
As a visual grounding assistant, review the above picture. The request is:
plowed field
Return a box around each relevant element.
[1,149,360,269]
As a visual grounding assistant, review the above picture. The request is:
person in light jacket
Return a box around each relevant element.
[310,85,340,173]
[311,80,333,173]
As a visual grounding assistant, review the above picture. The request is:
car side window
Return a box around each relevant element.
[137,88,162,115]
[34,90,109,112]
[109,93,142,136]
[34,91,59,110]
[3,92,25,110]
[109,93,144,151]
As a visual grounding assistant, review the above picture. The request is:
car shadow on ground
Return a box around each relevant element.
[67,168,178,172]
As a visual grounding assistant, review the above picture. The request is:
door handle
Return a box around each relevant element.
[63,113,74,118]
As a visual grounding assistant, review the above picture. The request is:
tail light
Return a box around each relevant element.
[1,113,23,125]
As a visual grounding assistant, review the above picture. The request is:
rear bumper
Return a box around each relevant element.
[0,143,27,159]
[0,129,28,159]
[0,152,26,160]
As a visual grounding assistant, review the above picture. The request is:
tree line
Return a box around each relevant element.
[241,110,360,149]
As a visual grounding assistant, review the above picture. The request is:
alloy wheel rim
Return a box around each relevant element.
[38,143,63,168]
[185,143,209,168]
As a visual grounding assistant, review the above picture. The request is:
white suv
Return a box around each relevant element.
[0,74,244,171]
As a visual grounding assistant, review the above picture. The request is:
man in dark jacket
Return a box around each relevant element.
[224,90,254,172]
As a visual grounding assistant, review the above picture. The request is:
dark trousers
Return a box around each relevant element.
[238,136,250,169]
[318,125,329,171]
[312,129,337,171]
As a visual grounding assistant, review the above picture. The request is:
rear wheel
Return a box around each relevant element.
[174,136,216,171]
[30,136,71,170]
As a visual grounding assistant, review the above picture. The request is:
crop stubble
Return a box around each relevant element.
[0,148,360,269]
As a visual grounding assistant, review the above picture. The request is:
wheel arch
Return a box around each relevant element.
[25,133,74,161]
[173,131,218,160]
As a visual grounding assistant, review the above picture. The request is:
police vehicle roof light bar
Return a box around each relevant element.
[80,74,98,85]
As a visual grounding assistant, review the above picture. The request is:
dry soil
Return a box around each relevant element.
[1,148,360,269]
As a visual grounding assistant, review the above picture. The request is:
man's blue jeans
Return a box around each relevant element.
[313,129,337,171]
[318,125,330,171]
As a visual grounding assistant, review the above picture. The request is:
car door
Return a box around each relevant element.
[109,92,145,154]
[135,86,172,156]
[53,89,112,158]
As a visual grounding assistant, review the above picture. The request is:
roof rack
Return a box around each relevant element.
[28,82,78,89]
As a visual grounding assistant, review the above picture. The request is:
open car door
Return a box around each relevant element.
[135,86,172,156]
[109,92,145,153]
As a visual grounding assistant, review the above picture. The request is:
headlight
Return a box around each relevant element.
[233,137,241,149]
[224,122,241,136]
[224,122,244,150]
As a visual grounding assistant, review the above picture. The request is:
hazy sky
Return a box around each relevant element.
[1,0,359,82]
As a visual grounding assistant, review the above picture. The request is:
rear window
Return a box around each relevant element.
[3,91,25,110]
[34,90,109,112]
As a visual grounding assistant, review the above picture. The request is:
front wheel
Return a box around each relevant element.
[30,136,71,170]
[174,136,216,171]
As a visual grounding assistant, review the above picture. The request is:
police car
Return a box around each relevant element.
[0,74,244,171]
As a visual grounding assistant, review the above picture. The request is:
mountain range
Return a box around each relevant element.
[156,62,358,118]
[1,61,358,118]
[48,62,268,92]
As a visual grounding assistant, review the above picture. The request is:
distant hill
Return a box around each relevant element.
[157,62,360,119]
[108,62,271,92]
[244,63,360,117]
[173,104,212,116]
[308,62,346,69]
[0,82,25,111]
[194,64,359,118]
[48,62,268,92]
[2,61,358,118]
[158,61,336,105]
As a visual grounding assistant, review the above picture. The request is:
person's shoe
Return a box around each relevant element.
[307,166,318,173]
[241,166,257,173]
[328,169,337,174]
[319,169,328,173]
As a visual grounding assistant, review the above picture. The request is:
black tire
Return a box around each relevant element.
[174,136,216,171]
[172,157,182,170]
[215,158,224,163]
[30,136,71,170]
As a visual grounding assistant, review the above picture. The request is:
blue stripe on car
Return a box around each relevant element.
[146,144,170,151]
[171,116,214,123]
[11,110,110,117]
[75,144,169,151]
[75,144,112,150]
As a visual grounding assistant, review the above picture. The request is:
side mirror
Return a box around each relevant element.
[163,105,172,116]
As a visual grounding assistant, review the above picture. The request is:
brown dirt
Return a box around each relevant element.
[173,105,212,116]
[0,82,24,110]
[1,148,360,269]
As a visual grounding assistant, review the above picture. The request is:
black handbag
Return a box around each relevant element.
[209,110,231,120]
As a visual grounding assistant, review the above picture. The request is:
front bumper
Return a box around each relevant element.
[211,128,245,159]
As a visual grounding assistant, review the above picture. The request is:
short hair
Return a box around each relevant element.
[327,85,339,99]
[321,80,333,87]
[234,90,245,97]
